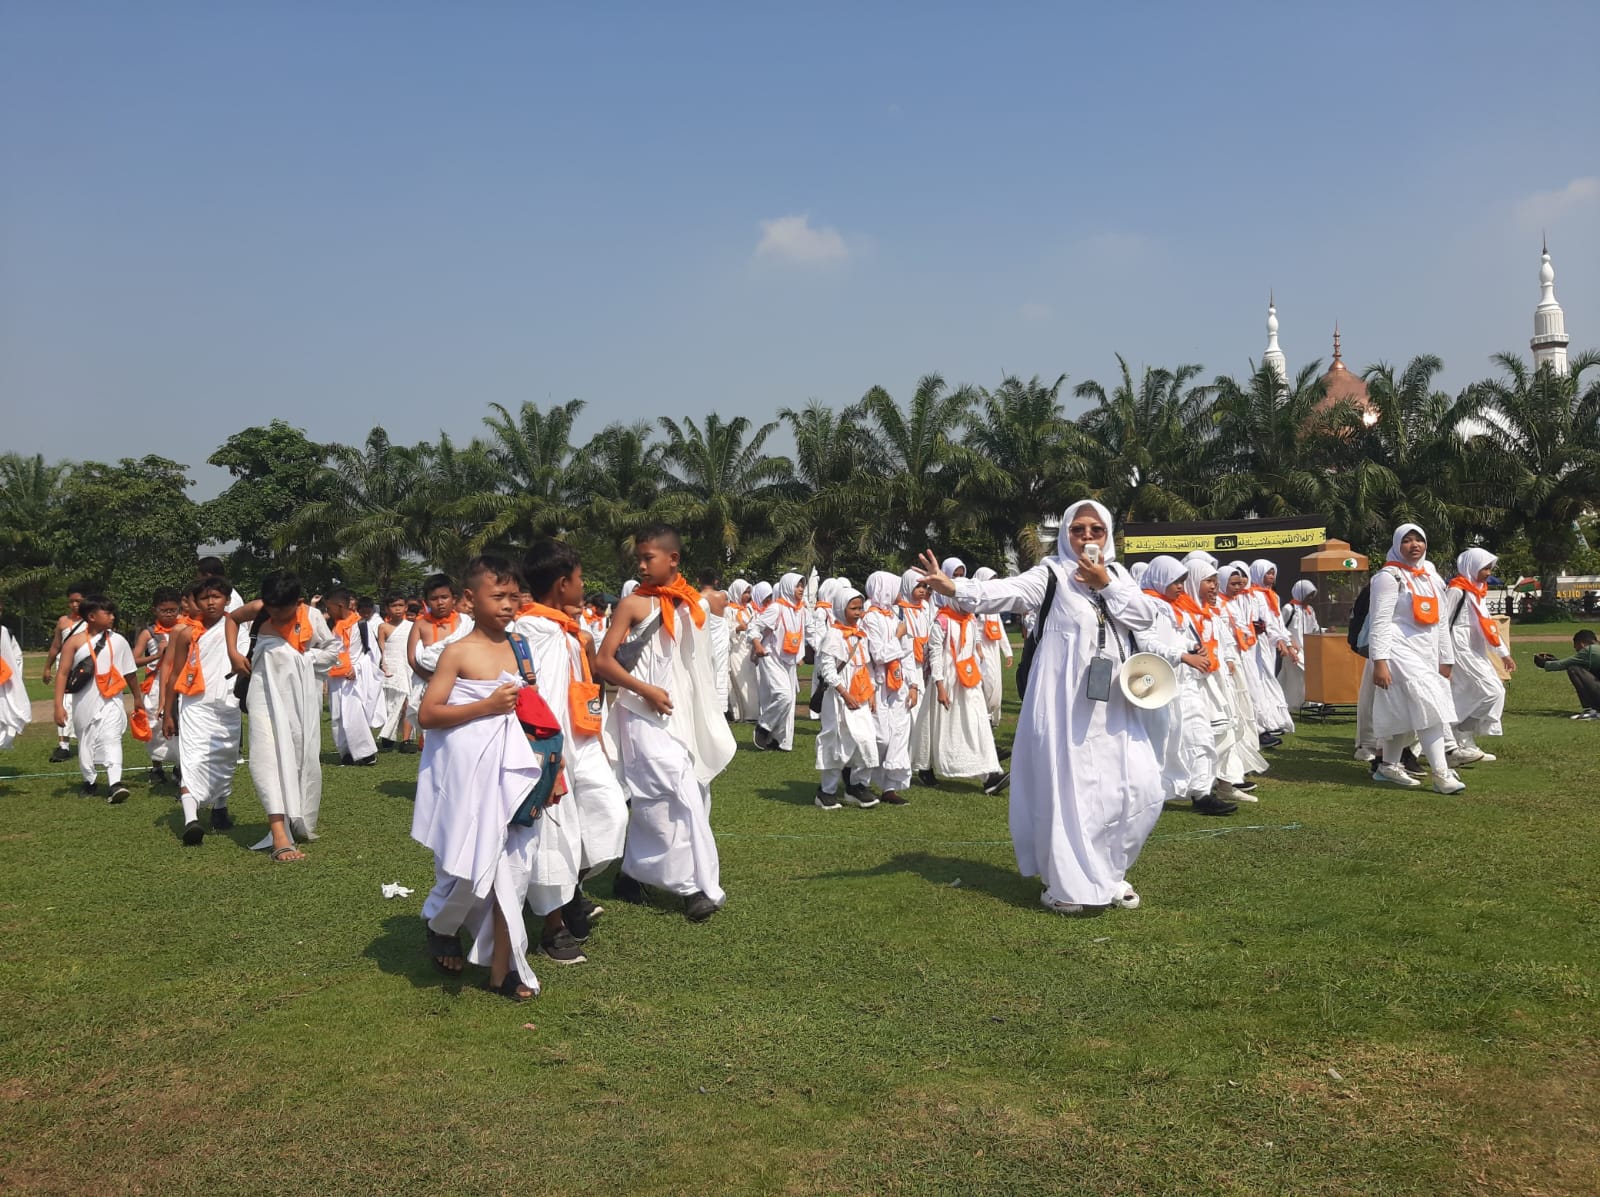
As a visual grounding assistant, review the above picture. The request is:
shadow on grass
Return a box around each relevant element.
[810,851,1044,912]
[756,778,820,807]
[364,913,471,994]
[377,780,416,799]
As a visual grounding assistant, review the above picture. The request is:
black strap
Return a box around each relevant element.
[358,620,371,656]
[1449,588,1470,629]
[1090,591,1132,663]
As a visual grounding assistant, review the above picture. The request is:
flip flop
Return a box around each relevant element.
[269,844,305,862]
[426,928,465,976]
[485,973,536,1003]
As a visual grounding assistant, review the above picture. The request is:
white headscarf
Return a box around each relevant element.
[729,579,751,604]
[818,577,840,606]
[1183,550,1218,569]
[777,572,803,603]
[1130,561,1149,583]
[830,586,863,623]
[1388,523,1428,565]
[899,568,925,605]
[1054,499,1117,565]
[833,576,852,594]
[1183,559,1217,606]
[621,580,639,598]
[751,581,773,608]
[865,570,900,609]
[1217,563,1249,594]
[973,566,997,583]
[1249,559,1278,587]
[1141,555,1186,594]
[1291,579,1317,602]
[1456,547,1497,581]
[940,556,966,579]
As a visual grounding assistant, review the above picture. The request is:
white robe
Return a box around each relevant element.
[814,625,881,774]
[329,619,380,760]
[927,611,1001,780]
[379,619,413,739]
[1206,610,1269,782]
[862,605,914,790]
[1278,601,1320,710]
[754,601,806,750]
[175,620,242,809]
[1134,609,1215,800]
[976,614,1013,725]
[954,564,1168,907]
[408,615,474,721]
[727,606,760,721]
[1445,587,1510,738]
[704,605,730,717]
[606,596,736,901]
[0,625,29,750]
[900,603,934,771]
[137,626,175,765]
[1369,566,1457,741]
[511,612,627,902]
[68,633,135,780]
[247,608,340,847]
[412,673,545,993]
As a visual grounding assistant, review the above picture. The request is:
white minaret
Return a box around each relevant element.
[1263,291,1287,386]
[1531,237,1570,376]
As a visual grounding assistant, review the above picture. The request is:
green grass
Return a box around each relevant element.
[2,657,1597,1196]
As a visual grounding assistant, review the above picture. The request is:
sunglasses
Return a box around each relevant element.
[1068,524,1107,536]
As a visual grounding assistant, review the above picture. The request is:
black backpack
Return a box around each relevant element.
[1346,580,1373,658]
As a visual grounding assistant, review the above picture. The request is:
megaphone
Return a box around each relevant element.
[1119,652,1178,709]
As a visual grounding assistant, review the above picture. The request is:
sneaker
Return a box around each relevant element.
[1192,792,1238,815]
[79,780,99,798]
[1233,780,1258,794]
[562,894,593,942]
[210,806,234,831]
[355,754,378,767]
[107,785,130,805]
[50,745,74,763]
[612,872,646,904]
[1217,780,1256,804]
[397,740,417,754]
[149,764,168,785]
[1353,746,1378,762]
[1258,732,1282,749]
[878,790,909,805]
[815,790,843,811]
[1446,746,1486,768]
[1112,888,1141,910]
[379,737,394,751]
[842,785,879,809]
[1575,709,1600,721]
[1475,750,1498,762]
[540,927,587,965]
[1374,762,1422,787]
[1040,893,1084,915]
[1432,770,1467,795]
[340,753,354,766]
[181,820,204,846]
[1400,747,1427,776]
[917,769,938,788]
[684,891,719,923]
[982,771,1010,795]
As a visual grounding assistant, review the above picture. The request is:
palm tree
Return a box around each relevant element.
[656,413,793,569]
[0,453,71,644]
[1471,351,1600,610]
[1209,361,1342,522]
[412,433,501,577]
[774,400,876,572]
[477,399,585,545]
[957,374,1088,563]
[1074,359,1213,526]
[853,374,978,555]
[571,421,666,585]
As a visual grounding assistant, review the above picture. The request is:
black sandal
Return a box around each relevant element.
[485,972,536,1003]
[426,928,465,976]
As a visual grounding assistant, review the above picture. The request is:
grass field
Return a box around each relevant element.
[2,646,1597,1196]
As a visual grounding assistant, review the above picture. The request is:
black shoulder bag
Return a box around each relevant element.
[233,615,268,704]
[1016,568,1060,701]
[64,633,109,695]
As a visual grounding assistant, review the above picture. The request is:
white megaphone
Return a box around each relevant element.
[1118,652,1178,709]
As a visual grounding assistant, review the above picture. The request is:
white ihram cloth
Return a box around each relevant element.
[970,568,1013,725]
[1369,526,1457,741]
[1132,557,1206,801]
[754,584,806,750]
[329,620,380,760]
[379,619,413,739]
[1446,548,1510,738]
[1245,560,1296,733]
[814,592,880,776]
[247,608,340,848]
[138,626,174,764]
[704,602,731,715]
[407,616,474,721]
[606,595,737,902]
[1279,582,1320,710]
[511,612,627,902]
[951,499,1168,907]
[726,581,758,721]
[0,625,30,749]
[412,673,544,994]
[176,620,242,811]
[898,570,934,772]
[69,633,135,782]
[805,580,841,714]
[927,609,1001,781]
[863,571,915,791]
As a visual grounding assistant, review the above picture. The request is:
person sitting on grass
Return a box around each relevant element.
[1534,630,1600,720]
[413,555,549,1002]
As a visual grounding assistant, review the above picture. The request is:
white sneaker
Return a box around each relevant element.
[1576,710,1600,721]
[1216,781,1257,804]
[1374,762,1422,787]
[1040,893,1084,915]
[1432,770,1467,795]
[1112,888,1141,910]
[1447,746,1486,767]
[1353,746,1377,762]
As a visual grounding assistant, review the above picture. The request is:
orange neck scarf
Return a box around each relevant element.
[637,576,707,640]
[1386,559,1427,576]
[268,604,312,652]
[1448,576,1503,646]
[1252,585,1281,616]
[523,600,581,637]
[420,609,460,634]
[1144,588,1184,628]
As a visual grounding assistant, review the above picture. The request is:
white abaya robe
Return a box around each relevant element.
[607,596,737,901]
[814,626,880,781]
[1134,611,1213,801]
[412,673,546,994]
[926,612,1001,781]
[976,615,1013,725]
[727,606,760,721]
[247,608,340,847]
[329,620,380,760]
[754,601,806,751]
[1278,602,1320,711]
[175,620,242,813]
[0,625,30,750]
[68,633,135,783]
[379,619,413,740]
[953,564,1168,906]
[1369,566,1457,741]
[1445,587,1509,739]
[862,605,914,793]
[900,602,934,772]
[705,605,730,717]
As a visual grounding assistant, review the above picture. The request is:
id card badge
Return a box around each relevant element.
[1086,654,1114,702]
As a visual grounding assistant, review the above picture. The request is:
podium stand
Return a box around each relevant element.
[1303,632,1365,705]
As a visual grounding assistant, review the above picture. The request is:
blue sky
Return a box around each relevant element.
[3,2,1596,498]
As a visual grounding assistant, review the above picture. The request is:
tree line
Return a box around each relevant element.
[1,349,1597,646]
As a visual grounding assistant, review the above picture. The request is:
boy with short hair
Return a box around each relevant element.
[407,574,472,737]
[159,576,242,845]
[517,540,630,960]
[324,588,381,766]
[596,524,737,922]
[43,580,93,761]
[376,591,415,751]
[196,556,245,611]
[133,587,182,785]
[414,555,549,1001]
[53,596,135,802]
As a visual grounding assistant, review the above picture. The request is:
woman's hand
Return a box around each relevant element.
[916,551,957,597]
[1075,558,1111,590]
[1373,660,1392,690]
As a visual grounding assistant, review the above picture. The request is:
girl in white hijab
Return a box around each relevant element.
[927,565,1006,794]
[753,572,807,751]
[1278,579,1320,711]
[1241,559,1296,737]
[971,567,1014,726]
[1369,524,1464,793]
[806,578,843,718]
[1216,564,1280,750]
[1444,547,1515,763]
[812,586,882,808]
[918,499,1169,913]
[862,570,916,803]
[899,568,936,784]
[726,580,759,722]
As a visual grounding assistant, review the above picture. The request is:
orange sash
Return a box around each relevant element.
[1447,577,1503,647]
[637,577,708,641]
[1223,597,1257,649]
[172,624,213,696]
[941,611,984,689]
[1172,593,1220,672]
[1387,562,1440,626]
[84,637,127,699]
[268,604,313,653]
[523,602,603,736]
[420,609,460,635]
[1253,585,1281,617]
[329,613,359,677]
[834,625,875,704]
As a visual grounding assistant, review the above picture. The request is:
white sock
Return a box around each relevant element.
[180,790,200,824]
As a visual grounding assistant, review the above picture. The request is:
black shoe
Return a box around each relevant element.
[340,753,354,766]
[684,891,719,923]
[1258,733,1282,749]
[149,764,168,785]
[79,780,99,798]
[1233,780,1258,794]
[613,871,646,905]
[379,737,394,751]
[51,745,74,763]
[574,888,603,922]
[843,784,879,808]
[210,806,234,831]
[540,926,587,965]
[878,789,909,805]
[397,740,417,755]
[562,893,594,942]
[1192,792,1238,816]
[917,769,938,788]
[355,754,378,767]
[998,746,1012,762]
[982,771,1010,795]
[1400,747,1426,777]
[815,789,843,810]
[181,820,205,846]
[108,785,130,805]
[753,726,772,750]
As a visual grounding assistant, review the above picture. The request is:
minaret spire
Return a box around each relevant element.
[1532,240,1570,375]
[1262,291,1287,388]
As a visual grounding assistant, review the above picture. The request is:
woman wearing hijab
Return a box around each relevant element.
[927,568,1007,795]
[861,570,916,805]
[1279,579,1320,712]
[1217,565,1280,750]
[753,573,807,751]
[806,578,842,718]
[1445,548,1515,764]
[813,586,882,809]
[898,568,936,785]
[918,500,1169,913]
[1246,560,1297,733]
[726,580,760,722]
[1369,524,1465,793]
[971,567,1014,726]
[1205,564,1269,796]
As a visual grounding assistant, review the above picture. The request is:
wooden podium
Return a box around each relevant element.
[1303,632,1366,705]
